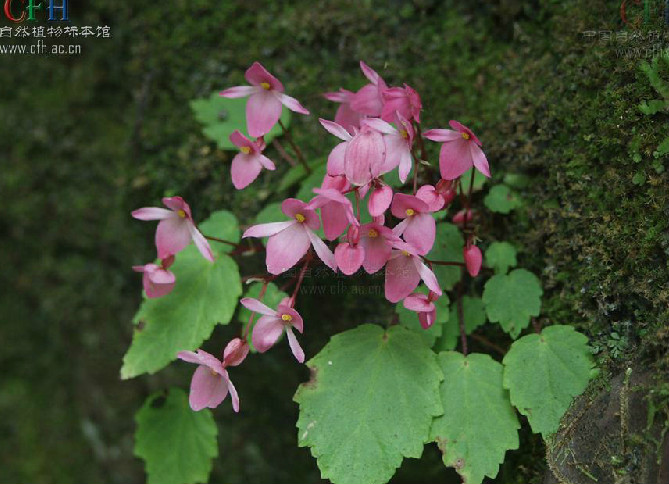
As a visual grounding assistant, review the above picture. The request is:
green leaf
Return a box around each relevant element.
[484,185,521,214]
[427,223,464,291]
[395,286,450,347]
[482,269,542,339]
[237,281,287,323]
[296,163,328,201]
[462,167,488,192]
[190,93,289,150]
[430,352,520,484]
[437,296,487,351]
[384,164,413,187]
[279,158,326,191]
[198,210,240,255]
[254,202,284,225]
[639,99,669,115]
[502,325,595,437]
[484,241,518,274]
[503,173,531,189]
[294,325,444,484]
[656,135,669,156]
[135,388,218,484]
[122,220,242,378]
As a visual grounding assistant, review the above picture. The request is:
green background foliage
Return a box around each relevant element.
[2,0,668,483]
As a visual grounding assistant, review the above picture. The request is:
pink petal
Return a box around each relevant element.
[148,267,176,284]
[464,245,483,277]
[219,85,257,98]
[252,315,285,352]
[177,350,202,365]
[266,223,311,274]
[368,185,393,217]
[231,153,263,189]
[162,196,190,215]
[258,154,276,170]
[327,142,348,176]
[189,365,229,411]
[156,217,192,259]
[132,207,173,221]
[385,252,421,303]
[350,83,384,117]
[334,103,362,133]
[247,90,283,137]
[360,61,382,84]
[345,128,385,186]
[335,243,365,275]
[414,258,442,296]
[227,378,240,413]
[449,120,481,146]
[403,213,435,255]
[245,62,284,91]
[423,128,462,143]
[360,233,392,274]
[416,185,445,212]
[188,223,215,262]
[243,221,295,238]
[278,92,310,115]
[391,193,429,219]
[319,118,353,141]
[362,117,396,135]
[321,201,350,241]
[470,143,490,178]
[223,338,249,367]
[306,229,337,272]
[229,129,252,149]
[438,139,474,180]
[403,293,435,312]
[380,133,407,175]
[240,297,277,316]
[391,218,410,238]
[286,327,305,363]
[418,308,437,329]
[282,199,321,230]
[278,305,304,333]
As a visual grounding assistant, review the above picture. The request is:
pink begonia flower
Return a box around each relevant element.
[385,240,442,303]
[424,120,490,180]
[132,255,176,299]
[222,338,249,367]
[464,243,483,277]
[391,193,436,256]
[243,198,336,275]
[350,61,388,117]
[435,179,457,207]
[307,188,356,241]
[368,183,393,217]
[177,349,239,412]
[323,88,363,133]
[359,221,399,274]
[240,297,305,363]
[415,184,445,212]
[219,62,310,137]
[452,209,474,227]
[363,113,414,183]
[229,130,275,189]
[132,197,214,262]
[335,225,365,275]
[381,84,422,123]
[403,290,440,329]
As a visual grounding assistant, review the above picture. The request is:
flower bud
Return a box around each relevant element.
[222,338,250,367]
[464,244,483,277]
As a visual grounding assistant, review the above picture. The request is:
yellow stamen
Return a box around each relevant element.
[400,129,409,139]
[177,210,187,218]
[368,229,379,238]
[281,314,293,322]
[461,132,470,140]
[240,146,251,154]
[405,208,415,216]
[295,213,305,223]
[401,250,410,257]
[260,82,271,90]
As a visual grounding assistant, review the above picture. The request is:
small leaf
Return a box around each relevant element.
[485,241,518,274]
[430,352,520,484]
[294,325,444,484]
[503,173,531,189]
[482,269,542,339]
[502,325,595,437]
[296,163,328,201]
[639,99,669,115]
[656,135,669,156]
[278,158,326,191]
[427,223,464,291]
[191,93,289,150]
[254,202,284,225]
[437,296,487,351]
[198,210,240,254]
[396,286,450,347]
[135,388,218,484]
[484,185,521,214]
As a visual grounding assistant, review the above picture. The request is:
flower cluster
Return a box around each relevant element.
[131,61,490,412]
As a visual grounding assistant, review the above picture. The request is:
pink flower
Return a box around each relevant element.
[415,184,445,212]
[132,197,214,262]
[350,61,388,117]
[219,62,310,137]
[307,188,356,241]
[229,130,275,189]
[363,114,414,183]
[243,198,336,275]
[435,179,457,207]
[240,297,305,363]
[368,183,394,217]
[403,291,440,329]
[177,349,239,412]
[391,193,436,255]
[359,222,399,274]
[381,84,422,123]
[464,243,483,277]
[385,241,442,303]
[424,120,490,180]
[323,88,363,133]
[133,255,176,298]
[335,225,365,275]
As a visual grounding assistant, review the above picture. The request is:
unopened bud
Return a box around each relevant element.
[222,338,249,367]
